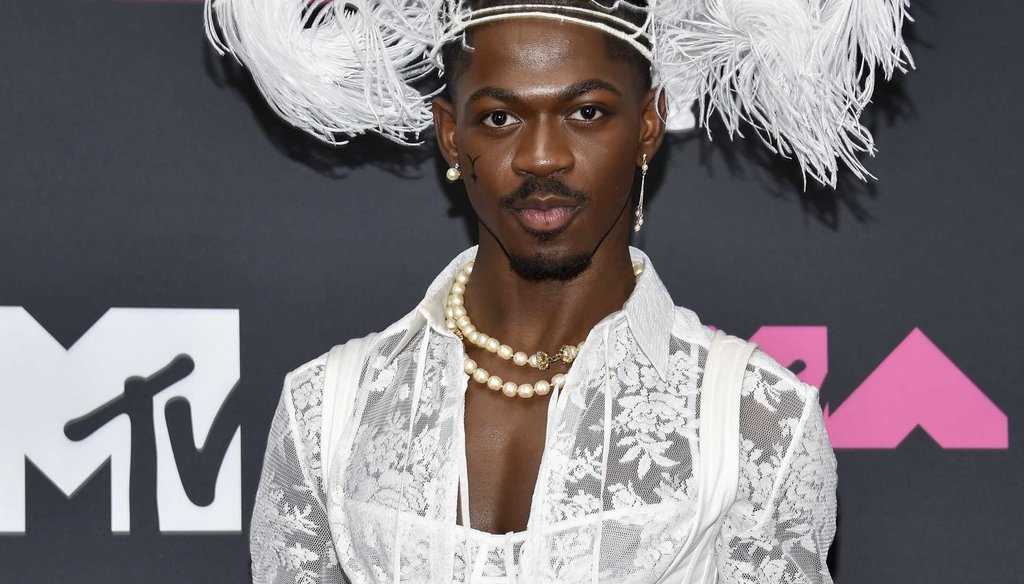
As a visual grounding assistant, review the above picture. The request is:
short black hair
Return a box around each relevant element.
[439,0,652,99]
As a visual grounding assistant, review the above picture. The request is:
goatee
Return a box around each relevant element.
[508,251,592,282]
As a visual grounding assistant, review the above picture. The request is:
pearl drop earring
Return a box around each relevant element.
[634,153,649,232]
[446,162,462,182]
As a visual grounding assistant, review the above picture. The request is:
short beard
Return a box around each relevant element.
[508,251,593,282]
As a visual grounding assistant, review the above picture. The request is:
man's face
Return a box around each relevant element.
[433,19,664,280]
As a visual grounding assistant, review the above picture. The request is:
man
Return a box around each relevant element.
[205,1,910,582]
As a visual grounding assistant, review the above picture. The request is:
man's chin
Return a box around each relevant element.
[507,249,593,282]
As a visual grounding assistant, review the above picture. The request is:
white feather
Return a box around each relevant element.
[652,0,913,186]
[205,0,438,145]
[204,0,912,186]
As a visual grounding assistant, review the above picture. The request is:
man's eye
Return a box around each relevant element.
[482,111,518,128]
[569,105,604,121]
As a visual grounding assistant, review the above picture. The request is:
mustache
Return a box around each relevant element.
[500,177,589,210]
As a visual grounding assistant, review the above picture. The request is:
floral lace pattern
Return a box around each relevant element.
[249,247,837,584]
[250,360,348,584]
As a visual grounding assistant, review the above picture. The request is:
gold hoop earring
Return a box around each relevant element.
[634,154,649,232]
[446,162,462,182]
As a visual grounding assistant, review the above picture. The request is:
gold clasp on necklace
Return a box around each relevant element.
[535,351,551,370]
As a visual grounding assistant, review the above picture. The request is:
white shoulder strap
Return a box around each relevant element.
[696,329,758,524]
[656,329,758,583]
[320,332,378,490]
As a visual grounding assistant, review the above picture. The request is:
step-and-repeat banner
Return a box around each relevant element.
[1,1,1020,583]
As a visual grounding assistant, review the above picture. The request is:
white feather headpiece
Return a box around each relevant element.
[204,0,912,186]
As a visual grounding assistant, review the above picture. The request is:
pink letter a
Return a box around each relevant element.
[823,328,1007,449]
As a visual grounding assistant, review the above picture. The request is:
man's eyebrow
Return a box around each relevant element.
[467,86,520,105]
[560,79,622,100]
[466,79,622,106]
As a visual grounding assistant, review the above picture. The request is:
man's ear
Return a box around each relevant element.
[637,88,667,164]
[432,97,459,166]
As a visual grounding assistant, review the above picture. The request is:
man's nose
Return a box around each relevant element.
[511,117,574,179]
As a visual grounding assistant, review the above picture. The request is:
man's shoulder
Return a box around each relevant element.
[667,304,715,348]
[745,345,820,403]
[284,351,329,388]
[283,308,420,385]
[667,304,819,404]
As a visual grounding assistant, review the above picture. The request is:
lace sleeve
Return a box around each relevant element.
[250,358,349,584]
[715,363,838,584]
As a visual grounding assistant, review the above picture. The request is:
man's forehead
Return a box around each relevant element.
[465,17,614,63]
[455,19,635,95]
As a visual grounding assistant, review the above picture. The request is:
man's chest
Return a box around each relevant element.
[456,388,551,534]
[335,333,710,583]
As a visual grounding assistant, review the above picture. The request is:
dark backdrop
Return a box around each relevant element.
[1,1,1021,583]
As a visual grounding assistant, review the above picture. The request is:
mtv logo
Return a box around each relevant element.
[748,326,1008,450]
[0,307,241,533]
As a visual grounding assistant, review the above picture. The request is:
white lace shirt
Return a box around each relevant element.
[250,246,837,584]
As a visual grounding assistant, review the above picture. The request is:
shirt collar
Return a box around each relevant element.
[384,246,675,380]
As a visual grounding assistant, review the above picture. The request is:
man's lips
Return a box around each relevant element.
[510,205,580,232]
[506,193,584,233]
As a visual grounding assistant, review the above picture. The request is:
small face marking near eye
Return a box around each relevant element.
[468,154,482,182]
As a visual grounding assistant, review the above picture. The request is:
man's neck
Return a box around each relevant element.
[461,232,637,352]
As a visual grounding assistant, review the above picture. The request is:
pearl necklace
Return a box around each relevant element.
[444,260,645,399]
